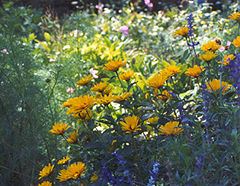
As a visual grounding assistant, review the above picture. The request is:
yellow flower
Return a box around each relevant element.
[233,36,240,47]
[218,54,236,65]
[58,155,70,165]
[91,82,109,93]
[206,79,232,94]
[77,75,93,86]
[144,117,158,125]
[104,59,127,72]
[90,173,99,183]
[49,123,70,135]
[63,95,95,115]
[199,51,217,62]
[120,115,141,133]
[163,65,182,77]
[57,162,86,182]
[38,181,52,186]
[103,85,113,95]
[66,130,78,144]
[119,70,135,81]
[147,72,168,89]
[185,65,205,77]
[158,90,172,100]
[174,27,189,37]
[229,12,240,20]
[39,163,54,180]
[73,108,93,122]
[96,94,117,105]
[201,41,221,52]
[115,92,132,102]
[159,121,183,135]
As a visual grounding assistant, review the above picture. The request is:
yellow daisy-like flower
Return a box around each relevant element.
[73,108,93,122]
[233,36,240,47]
[147,72,168,89]
[38,181,52,186]
[119,70,135,81]
[115,92,132,102]
[91,82,109,93]
[120,115,141,133]
[206,79,232,94]
[218,54,236,66]
[39,163,54,180]
[199,51,217,62]
[63,95,95,115]
[77,75,93,86]
[66,130,78,144]
[163,65,182,77]
[104,59,127,72]
[174,27,189,37]
[185,65,205,77]
[229,12,240,20]
[49,123,70,135]
[97,94,117,105]
[58,155,70,165]
[144,117,158,125]
[57,162,86,182]
[90,173,99,183]
[159,121,183,135]
[158,90,172,100]
[201,41,221,52]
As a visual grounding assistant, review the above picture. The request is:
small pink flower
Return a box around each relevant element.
[120,26,129,36]
[0,49,9,54]
[66,87,74,94]
[90,68,98,78]
[144,0,153,8]
[96,4,104,10]
[226,41,231,47]
[219,46,225,52]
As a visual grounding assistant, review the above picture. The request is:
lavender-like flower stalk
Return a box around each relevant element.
[147,161,160,186]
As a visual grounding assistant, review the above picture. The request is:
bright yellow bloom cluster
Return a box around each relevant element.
[104,59,126,72]
[39,163,54,180]
[119,70,135,81]
[49,123,70,135]
[115,92,132,102]
[120,115,141,133]
[229,12,240,20]
[77,75,93,86]
[62,95,95,115]
[66,130,78,143]
[91,82,109,93]
[174,27,189,37]
[158,90,172,100]
[58,155,70,165]
[38,181,52,186]
[201,41,221,52]
[147,72,168,89]
[57,162,86,182]
[97,93,117,105]
[185,65,205,77]
[164,65,182,77]
[206,79,232,94]
[233,36,240,47]
[90,173,99,183]
[218,54,235,65]
[199,51,216,62]
[159,121,183,135]
[73,108,93,122]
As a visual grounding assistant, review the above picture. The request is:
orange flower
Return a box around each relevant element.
[104,59,126,72]
[66,130,78,144]
[49,123,70,135]
[119,70,135,81]
[91,82,109,93]
[185,65,205,77]
[39,163,54,180]
[58,155,70,165]
[159,121,183,135]
[174,27,189,37]
[120,115,141,133]
[233,36,240,47]
[229,12,240,20]
[218,54,235,65]
[201,41,221,52]
[77,75,93,86]
[206,79,232,94]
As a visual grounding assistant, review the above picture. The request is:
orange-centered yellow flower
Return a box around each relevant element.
[39,163,54,180]
[229,12,240,20]
[38,181,52,186]
[115,92,132,102]
[147,72,168,89]
[57,162,86,182]
[201,41,221,52]
[185,65,205,77]
[199,51,217,62]
[206,79,232,94]
[49,123,70,135]
[63,95,95,115]
[120,115,141,133]
[233,36,240,47]
[58,155,70,165]
[91,82,109,92]
[96,94,117,105]
[119,70,135,81]
[77,75,93,86]
[218,54,236,65]
[159,121,183,135]
[104,59,127,72]
[164,65,182,77]
[66,130,78,144]
[174,27,189,37]
[158,90,172,100]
